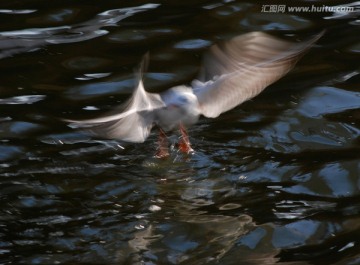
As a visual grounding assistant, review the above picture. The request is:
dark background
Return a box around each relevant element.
[0,1,359,264]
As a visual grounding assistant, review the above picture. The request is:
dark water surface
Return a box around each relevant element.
[0,1,359,264]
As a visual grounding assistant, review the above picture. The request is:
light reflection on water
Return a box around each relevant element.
[0,0,359,264]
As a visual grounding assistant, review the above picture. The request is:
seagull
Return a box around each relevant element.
[66,31,324,158]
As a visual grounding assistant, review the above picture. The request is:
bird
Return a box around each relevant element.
[65,31,324,158]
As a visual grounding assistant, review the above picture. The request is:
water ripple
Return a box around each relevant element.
[0,3,160,59]
[0,1,359,264]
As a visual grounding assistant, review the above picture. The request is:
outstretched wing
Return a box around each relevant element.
[66,55,165,143]
[193,31,324,118]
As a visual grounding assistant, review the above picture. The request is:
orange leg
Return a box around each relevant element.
[178,124,194,154]
[154,128,169,158]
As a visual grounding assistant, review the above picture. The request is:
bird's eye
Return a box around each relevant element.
[178,96,188,103]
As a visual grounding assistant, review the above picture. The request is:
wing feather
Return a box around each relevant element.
[65,55,165,142]
[194,31,324,118]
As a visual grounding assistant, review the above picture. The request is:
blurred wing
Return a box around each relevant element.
[66,55,165,142]
[193,31,324,118]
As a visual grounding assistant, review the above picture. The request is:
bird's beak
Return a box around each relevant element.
[167,104,179,109]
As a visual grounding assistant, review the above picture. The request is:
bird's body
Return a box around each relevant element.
[155,86,201,131]
[66,31,324,157]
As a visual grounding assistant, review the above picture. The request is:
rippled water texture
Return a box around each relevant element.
[0,1,359,264]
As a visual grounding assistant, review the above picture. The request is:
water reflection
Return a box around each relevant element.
[0,0,359,264]
[0,4,159,59]
[0,95,45,104]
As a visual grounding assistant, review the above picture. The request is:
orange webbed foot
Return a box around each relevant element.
[154,128,170,159]
[178,124,194,155]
